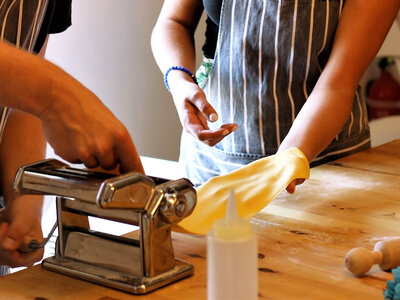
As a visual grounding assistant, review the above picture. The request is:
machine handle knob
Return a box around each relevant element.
[160,192,188,224]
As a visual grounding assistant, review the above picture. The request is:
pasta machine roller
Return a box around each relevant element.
[13,159,196,294]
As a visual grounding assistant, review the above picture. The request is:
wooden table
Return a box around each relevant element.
[1,140,400,300]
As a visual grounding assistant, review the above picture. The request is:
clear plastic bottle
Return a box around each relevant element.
[207,189,258,300]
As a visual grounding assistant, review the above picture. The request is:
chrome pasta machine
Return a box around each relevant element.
[13,159,196,294]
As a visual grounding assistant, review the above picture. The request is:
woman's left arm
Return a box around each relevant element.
[279,0,400,163]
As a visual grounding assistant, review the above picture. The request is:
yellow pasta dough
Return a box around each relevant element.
[176,147,310,235]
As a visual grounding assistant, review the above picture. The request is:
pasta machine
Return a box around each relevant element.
[13,159,196,294]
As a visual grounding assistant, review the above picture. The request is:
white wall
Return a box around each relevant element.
[378,14,400,58]
[45,1,205,161]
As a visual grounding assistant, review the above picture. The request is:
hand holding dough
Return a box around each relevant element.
[177,148,310,235]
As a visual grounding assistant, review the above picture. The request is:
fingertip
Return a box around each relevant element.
[221,130,229,136]
[132,152,145,174]
[209,113,218,122]
[286,183,296,194]
[120,156,144,174]
[136,161,145,174]
[286,188,294,194]
[221,123,238,132]
[115,139,144,174]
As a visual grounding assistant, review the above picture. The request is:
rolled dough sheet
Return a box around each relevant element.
[176,147,310,235]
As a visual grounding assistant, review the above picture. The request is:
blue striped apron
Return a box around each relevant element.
[180,0,370,185]
[0,0,49,276]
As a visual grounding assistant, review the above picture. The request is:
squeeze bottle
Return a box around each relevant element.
[207,189,258,300]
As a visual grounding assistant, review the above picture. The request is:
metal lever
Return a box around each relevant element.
[0,206,58,253]
[20,221,58,253]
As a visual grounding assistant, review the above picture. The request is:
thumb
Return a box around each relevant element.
[2,220,24,251]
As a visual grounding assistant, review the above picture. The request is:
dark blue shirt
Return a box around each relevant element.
[34,0,72,53]
[202,0,222,58]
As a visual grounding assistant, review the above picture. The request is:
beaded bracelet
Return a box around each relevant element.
[164,66,198,91]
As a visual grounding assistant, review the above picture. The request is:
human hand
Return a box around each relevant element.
[39,79,144,174]
[170,78,238,146]
[286,178,306,194]
[0,196,44,267]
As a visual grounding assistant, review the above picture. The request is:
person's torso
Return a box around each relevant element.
[182,0,370,184]
[204,0,364,155]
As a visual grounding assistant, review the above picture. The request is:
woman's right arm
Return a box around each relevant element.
[151,0,237,146]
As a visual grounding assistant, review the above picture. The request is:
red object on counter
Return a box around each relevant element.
[367,57,400,120]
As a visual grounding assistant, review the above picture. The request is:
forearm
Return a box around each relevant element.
[279,0,399,162]
[0,110,46,213]
[279,88,355,162]
[0,41,84,119]
[152,21,197,73]
[0,40,46,209]
[151,0,203,91]
[0,111,45,265]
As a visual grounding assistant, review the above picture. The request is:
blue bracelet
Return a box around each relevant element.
[164,66,198,91]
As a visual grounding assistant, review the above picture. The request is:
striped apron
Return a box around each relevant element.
[0,0,48,276]
[180,0,370,185]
